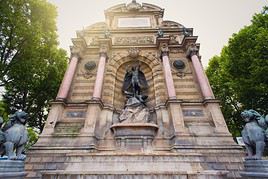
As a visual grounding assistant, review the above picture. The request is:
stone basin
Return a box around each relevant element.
[110,123,159,150]
[110,123,158,138]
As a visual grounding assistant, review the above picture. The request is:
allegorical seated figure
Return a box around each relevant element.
[0,111,28,160]
[119,64,151,123]
[241,109,268,160]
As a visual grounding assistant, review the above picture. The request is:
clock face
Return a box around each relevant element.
[118,17,151,28]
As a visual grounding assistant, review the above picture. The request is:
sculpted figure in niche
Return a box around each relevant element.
[120,64,151,123]
[122,64,148,98]
[241,109,268,160]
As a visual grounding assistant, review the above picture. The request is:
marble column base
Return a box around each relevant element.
[240,160,268,179]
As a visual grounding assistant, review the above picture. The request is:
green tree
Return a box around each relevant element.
[0,0,68,131]
[206,7,268,136]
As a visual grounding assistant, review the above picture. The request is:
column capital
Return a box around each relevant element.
[99,44,108,58]
[186,43,199,59]
[160,43,169,58]
[70,46,80,58]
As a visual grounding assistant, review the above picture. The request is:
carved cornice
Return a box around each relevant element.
[186,43,199,59]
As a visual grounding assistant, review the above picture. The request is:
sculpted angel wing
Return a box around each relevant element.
[138,70,148,89]
[122,71,132,92]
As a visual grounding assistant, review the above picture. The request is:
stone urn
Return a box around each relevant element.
[110,123,158,151]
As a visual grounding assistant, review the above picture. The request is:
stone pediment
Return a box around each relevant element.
[161,20,184,28]
[85,22,108,30]
[141,3,163,12]
[105,1,164,16]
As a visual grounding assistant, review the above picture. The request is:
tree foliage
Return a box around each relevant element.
[0,0,67,131]
[206,7,268,136]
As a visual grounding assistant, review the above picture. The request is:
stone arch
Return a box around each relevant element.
[102,54,167,109]
[113,60,154,110]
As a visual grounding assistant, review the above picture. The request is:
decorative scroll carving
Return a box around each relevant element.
[186,43,199,59]
[114,36,154,45]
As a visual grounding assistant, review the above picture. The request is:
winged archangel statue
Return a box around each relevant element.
[122,64,148,102]
[119,64,150,123]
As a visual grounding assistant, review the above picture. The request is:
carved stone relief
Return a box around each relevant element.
[80,60,97,79]
[84,36,99,46]
[114,36,154,45]
[183,109,204,117]
[169,35,184,44]
[128,48,140,58]
[170,58,190,78]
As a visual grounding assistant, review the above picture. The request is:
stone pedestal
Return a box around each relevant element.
[241,160,268,179]
[0,160,26,179]
[111,123,158,151]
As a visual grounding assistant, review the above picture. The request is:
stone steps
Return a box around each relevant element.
[25,151,242,179]
[41,171,228,179]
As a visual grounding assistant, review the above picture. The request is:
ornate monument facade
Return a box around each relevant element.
[26,1,244,178]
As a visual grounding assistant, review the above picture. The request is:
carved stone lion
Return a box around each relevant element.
[0,111,28,160]
[241,109,268,160]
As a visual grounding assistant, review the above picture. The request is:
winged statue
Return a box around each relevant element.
[122,65,148,97]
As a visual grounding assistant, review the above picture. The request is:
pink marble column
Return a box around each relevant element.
[92,52,107,99]
[56,54,79,101]
[187,44,214,99]
[161,45,177,99]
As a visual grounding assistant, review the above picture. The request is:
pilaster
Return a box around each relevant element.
[82,38,110,138]
[39,101,65,135]
[186,43,214,100]
[56,48,80,101]
[157,38,189,141]
[157,38,176,99]
[204,99,231,134]
[92,43,109,99]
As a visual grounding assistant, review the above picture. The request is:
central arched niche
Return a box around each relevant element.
[113,59,155,111]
